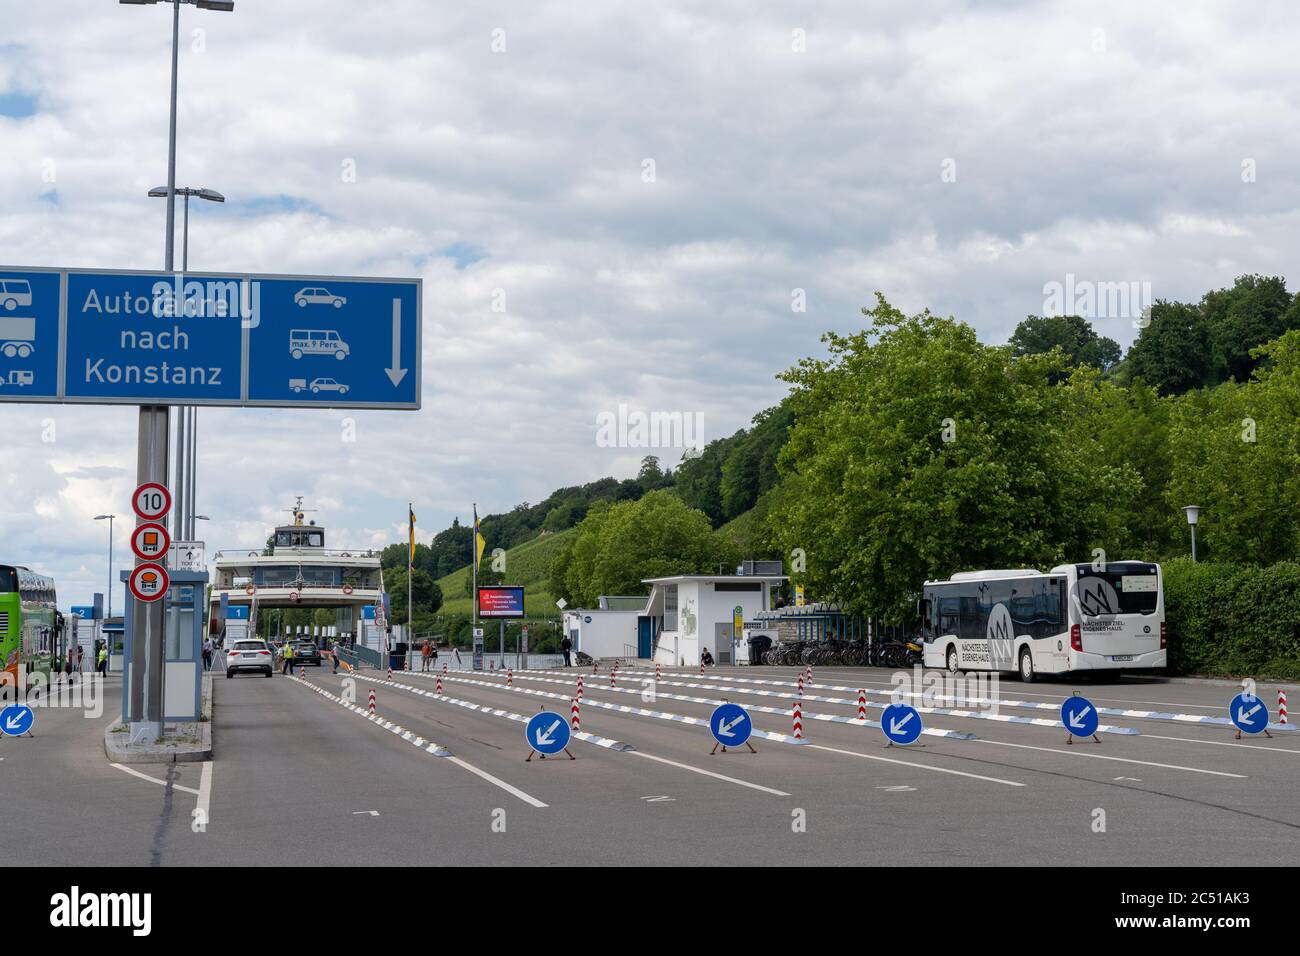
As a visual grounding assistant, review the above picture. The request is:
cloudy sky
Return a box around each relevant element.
[2,0,1296,607]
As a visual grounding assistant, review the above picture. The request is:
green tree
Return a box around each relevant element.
[1202,274,1295,383]
[768,295,1137,621]
[386,566,444,620]
[550,490,738,606]
[1164,330,1300,563]
[1008,314,1122,371]
[1125,300,1217,395]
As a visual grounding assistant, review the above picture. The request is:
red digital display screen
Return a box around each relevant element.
[478,586,525,618]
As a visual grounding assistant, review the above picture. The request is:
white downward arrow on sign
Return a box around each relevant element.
[718,715,745,738]
[889,711,914,736]
[384,298,407,386]
[1068,705,1092,730]
[536,719,562,746]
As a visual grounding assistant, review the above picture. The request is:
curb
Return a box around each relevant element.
[101,673,214,764]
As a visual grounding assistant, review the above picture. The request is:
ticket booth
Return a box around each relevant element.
[119,569,208,723]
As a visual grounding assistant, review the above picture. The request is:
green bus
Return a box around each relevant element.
[1,564,59,698]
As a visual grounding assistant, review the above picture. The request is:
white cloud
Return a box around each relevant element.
[3,0,1300,606]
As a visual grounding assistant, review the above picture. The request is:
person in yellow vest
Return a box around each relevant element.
[97,643,108,676]
[281,640,296,675]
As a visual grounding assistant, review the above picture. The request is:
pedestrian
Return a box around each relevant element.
[332,640,342,674]
[281,640,295,675]
[430,644,438,672]
[700,647,714,667]
[202,636,213,672]
[97,642,108,676]
[561,633,573,668]
[76,644,84,673]
[421,640,432,672]
[66,645,76,681]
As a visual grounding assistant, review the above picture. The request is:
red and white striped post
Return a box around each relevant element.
[435,674,443,695]
[368,688,376,714]
[699,658,705,675]
[1280,689,1289,724]
[507,668,513,687]
[593,661,599,673]
[387,665,393,682]
[576,674,584,701]
[443,662,448,675]
[792,698,804,740]
[610,668,617,688]
[805,664,812,686]
[798,675,805,696]
[857,689,867,721]
[571,697,581,732]
[490,659,495,671]
[655,661,662,683]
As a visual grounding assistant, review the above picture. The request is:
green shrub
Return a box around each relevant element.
[1163,558,1300,678]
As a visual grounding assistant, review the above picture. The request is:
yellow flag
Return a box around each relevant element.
[473,506,485,571]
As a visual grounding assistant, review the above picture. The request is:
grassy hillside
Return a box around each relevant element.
[716,507,758,553]
[435,527,577,618]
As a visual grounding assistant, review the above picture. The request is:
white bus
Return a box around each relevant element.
[919,561,1165,681]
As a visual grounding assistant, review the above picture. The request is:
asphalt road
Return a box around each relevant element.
[5,662,1298,865]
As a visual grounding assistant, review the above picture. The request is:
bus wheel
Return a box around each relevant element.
[1019,648,1036,683]
[946,646,959,673]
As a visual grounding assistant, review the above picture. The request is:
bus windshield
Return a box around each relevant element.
[0,567,17,593]
[1075,564,1159,616]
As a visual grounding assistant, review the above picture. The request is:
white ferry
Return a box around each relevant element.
[209,498,384,644]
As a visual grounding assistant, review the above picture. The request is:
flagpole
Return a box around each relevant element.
[408,502,413,669]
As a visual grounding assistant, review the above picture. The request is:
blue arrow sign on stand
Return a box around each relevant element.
[1229,693,1269,735]
[709,702,753,747]
[1061,695,1099,738]
[0,266,421,409]
[0,704,34,736]
[881,703,922,745]
[526,710,571,755]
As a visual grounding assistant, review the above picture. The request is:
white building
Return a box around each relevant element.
[561,596,645,661]
[642,573,785,666]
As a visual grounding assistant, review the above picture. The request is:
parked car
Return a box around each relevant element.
[226,639,275,678]
[293,641,322,667]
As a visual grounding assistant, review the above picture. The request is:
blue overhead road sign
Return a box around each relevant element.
[1229,693,1269,735]
[0,266,421,409]
[881,703,922,745]
[526,710,571,756]
[1061,695,1099,738]
[709,702,753,748]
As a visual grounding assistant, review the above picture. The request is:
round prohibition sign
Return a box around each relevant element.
[128,562,170,603]
[130,521,171,562]
[132,482,172,521]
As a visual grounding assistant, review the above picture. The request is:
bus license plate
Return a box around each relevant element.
[1110,655,1133,662]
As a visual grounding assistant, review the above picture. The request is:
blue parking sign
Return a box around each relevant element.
[709,702,753,748]
[526,710,571,756]
[1061,696,1099,738]
[1,704,34,736]
[1230,693,1269,735]
[881,703,922,745]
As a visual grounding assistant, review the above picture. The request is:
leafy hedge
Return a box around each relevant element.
[1163,558,1300,678]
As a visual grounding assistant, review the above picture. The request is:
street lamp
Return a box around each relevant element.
[93,515,116,618]
[1182,505,1201,561]
[148,185,225,541]
[120,0,234,741]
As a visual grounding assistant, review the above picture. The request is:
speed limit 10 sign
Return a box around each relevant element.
[132,482,172,521]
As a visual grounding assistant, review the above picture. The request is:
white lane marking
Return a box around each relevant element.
[1140,733,1300,754]
[196,760,212,824]
[805,744,1026,787]
[628,751,791,797]
[444,756,548,809]
[109,762,201,796]
[969,739,1247,777]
